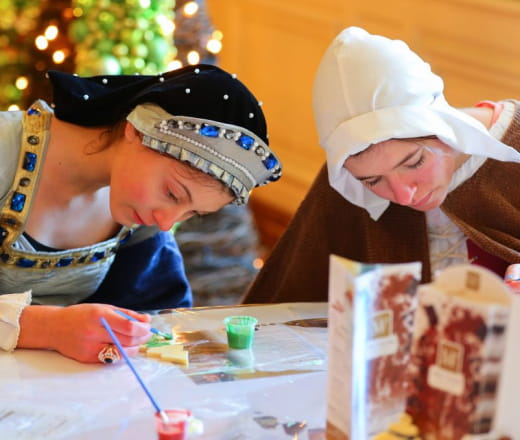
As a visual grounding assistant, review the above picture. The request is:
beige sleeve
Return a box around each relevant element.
[0,290,32,351]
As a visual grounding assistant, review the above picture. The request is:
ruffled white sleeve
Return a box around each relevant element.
[0,290,32,351]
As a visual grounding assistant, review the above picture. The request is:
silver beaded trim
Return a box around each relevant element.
[128,105,282,205]
[156,121,258,188]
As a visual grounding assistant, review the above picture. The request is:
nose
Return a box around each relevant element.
[387,174,417,206]
[152,207,181,231]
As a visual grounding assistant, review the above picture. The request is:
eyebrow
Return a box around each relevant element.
[354,146,421,181]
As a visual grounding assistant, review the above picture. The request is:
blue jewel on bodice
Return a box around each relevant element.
[23,152,37,171]
[56,257,73,267]
[16,258,36,268]
[10,193,26,212]
[91,251,105,262]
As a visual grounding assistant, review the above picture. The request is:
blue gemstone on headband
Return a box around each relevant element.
[28,108,41,116]
[90,251,105,262]
[23,152,37,171]
[200,125,219,137]
[237,135,254,150]
[16,258,36,268]
[10,192,26,212]
[262,154,278,170]
[0,227,7,245]
[56,257,73,267]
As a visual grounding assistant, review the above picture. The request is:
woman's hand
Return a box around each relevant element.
[18,304,152,363]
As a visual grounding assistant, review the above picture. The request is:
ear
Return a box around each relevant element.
[124,121,140,143]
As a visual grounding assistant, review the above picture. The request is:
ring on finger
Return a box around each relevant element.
[98,344,120,364]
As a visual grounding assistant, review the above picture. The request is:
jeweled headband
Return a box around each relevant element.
[127,104,281,204]
[47,65,282,204]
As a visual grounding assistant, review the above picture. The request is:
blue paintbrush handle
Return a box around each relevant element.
[100,317,163,414]
[113,309,173,340]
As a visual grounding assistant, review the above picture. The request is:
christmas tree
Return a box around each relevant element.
[0,0,223,109]
[0,0,42,109]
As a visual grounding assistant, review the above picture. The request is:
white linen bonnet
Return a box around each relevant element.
[313,26,520,220]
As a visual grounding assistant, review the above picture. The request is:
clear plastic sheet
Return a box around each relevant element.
[0,302,328,439]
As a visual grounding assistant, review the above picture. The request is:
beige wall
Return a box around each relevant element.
[207,0,520,249]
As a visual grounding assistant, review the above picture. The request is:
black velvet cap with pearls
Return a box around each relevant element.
[46,65,282,204]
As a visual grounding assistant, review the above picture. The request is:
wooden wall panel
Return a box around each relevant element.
[206,0,520,250]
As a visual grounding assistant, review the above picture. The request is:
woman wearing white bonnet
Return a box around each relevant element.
[243,26,520,304]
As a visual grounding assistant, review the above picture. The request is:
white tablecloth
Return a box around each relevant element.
[0,302,328,440]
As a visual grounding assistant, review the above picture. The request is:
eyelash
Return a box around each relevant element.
[364,179,379,187]
[407,155,425,169]
[362,154,425,187]
[167,190,178,202]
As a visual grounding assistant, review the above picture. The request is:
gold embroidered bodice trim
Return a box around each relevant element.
[0,100,134,269]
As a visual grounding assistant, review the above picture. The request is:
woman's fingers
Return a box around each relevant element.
[104,310,152,341]
[49,304,152,363]
[118,308,152,324]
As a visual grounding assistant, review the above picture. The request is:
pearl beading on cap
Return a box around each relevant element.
[157,118,281,177]
[157,119,258,189]
[133,112,282,204]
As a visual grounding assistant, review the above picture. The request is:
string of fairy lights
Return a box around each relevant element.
[2,0,223,111]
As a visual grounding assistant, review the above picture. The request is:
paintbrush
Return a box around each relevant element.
[114,309,173,340]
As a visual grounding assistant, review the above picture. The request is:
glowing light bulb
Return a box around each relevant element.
[8,104,20,111]
[35,35,48,50]
[252,258,264,270]
[183,1,199,17]
[15,76,29,90]
[72,7,83,17]
[168,60,183,70]
[156,14,175,35]
[206,39,222,54]
[44,25,59,40]
[52,50,66,64]
[187,50,200,65]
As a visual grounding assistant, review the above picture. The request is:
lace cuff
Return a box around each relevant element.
[0,290,32,351]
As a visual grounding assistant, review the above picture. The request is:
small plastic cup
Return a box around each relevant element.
[223,315,258,349]
[155,409,191,440]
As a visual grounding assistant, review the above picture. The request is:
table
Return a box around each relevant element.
[0,302,328,440]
